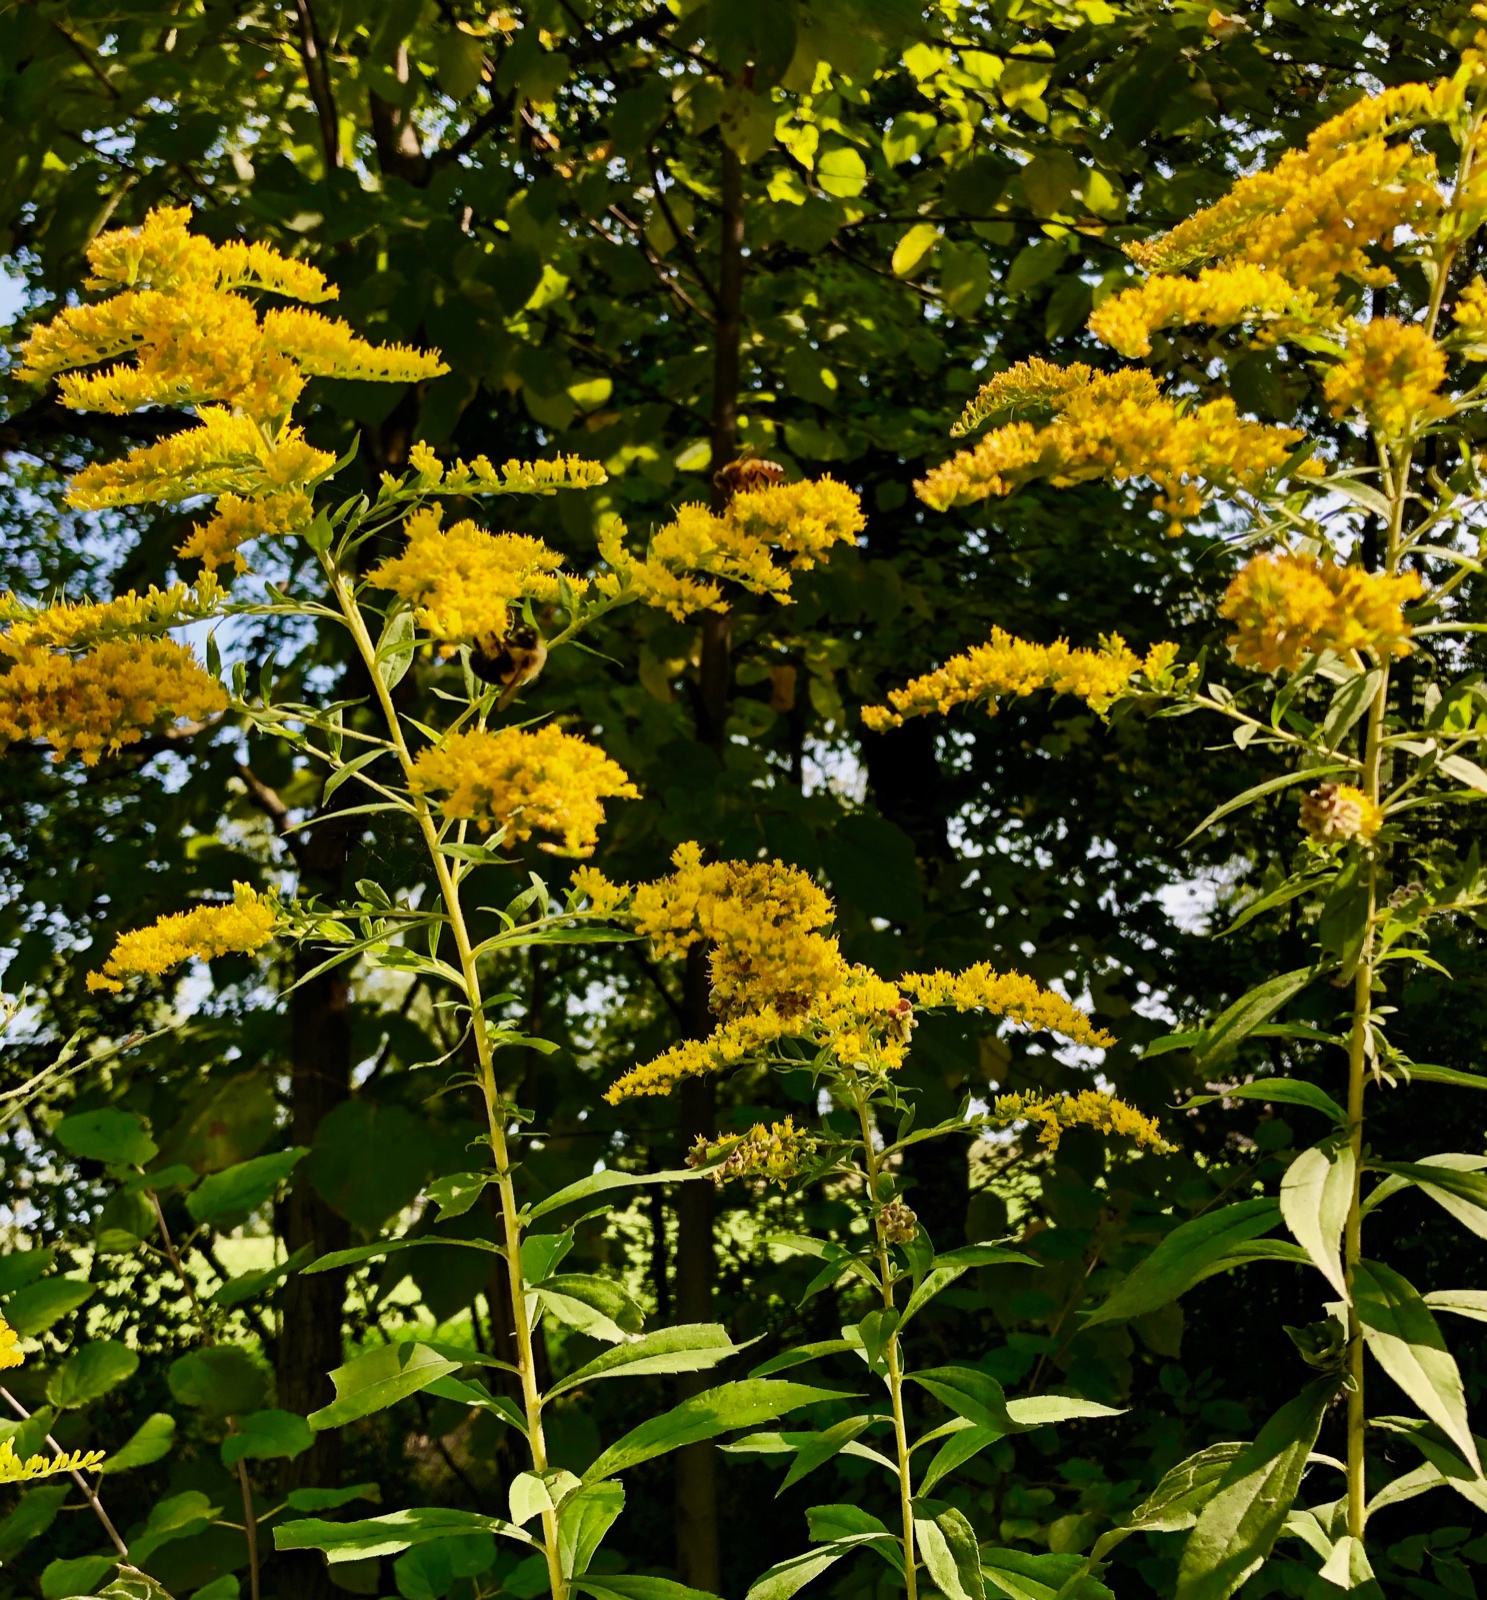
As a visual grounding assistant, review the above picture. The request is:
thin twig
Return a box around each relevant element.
[0,1388,128,1557]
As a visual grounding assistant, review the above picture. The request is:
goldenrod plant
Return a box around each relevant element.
[0,207,1160,1600]
[869,21,1487,1597]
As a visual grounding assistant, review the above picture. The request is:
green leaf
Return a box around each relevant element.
[275,1507,528,1562]
[42,1555,118,1599]
[584,1381,842,1482]
[524,1167,701,1224]
[92,1575,180,1600]
[1003,1395,1125,1427]
[1084,1200,1280,1326]
[817,146,867,198]
[6,1277,94,1337]
[909,1367,1017,1432]
[1184,1079,1346,1124]
[557,1481,624,1579]
[309,1343,461,1431]
[1174,1379,1335,1600]
[211,1244,312,1306]
[748,1339,858,1378]
[1127,1443,1247,1531]
[0,1486,69,1562]
[1223,874,1330,935]
[1318,1534,1375,1590]
[221,1408,314,1466]
[1183,766,1351,844]
[285,1483,382,1512]
[130,1490,220,1563]
[745,1536,894,1600]
[535,1274,645,1343]
[549,1324,743,1397]
[185,1147,308,1226]
[931,1244,1037,1271]
[1353,1259,1480,1471]
[779,1416,877,1492]
[423,1375,528,1435]
[193,1577,240,1600]
[0,1250,55,1296]
[1189,970,1318,1068]
[426,1170,495,1221]
[376,607,416,690]
[168,1347,269,1418]
[915,1507,984,1600]
[55,1109,157,1167]
[1279,1144,1353,1298]
[1424,1288,1487,1323]
[1394,1063,1487,1091]
[1371,1415,1487,1512]
[919,1424,1001,1496]
[578,1578,723,1600]
[892,223,940,277]
[101,1412,176,1474]
[1371,1157,1487,1239]
[47,1340,139,1408]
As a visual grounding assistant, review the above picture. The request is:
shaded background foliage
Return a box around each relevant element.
[3,1,1487,1598]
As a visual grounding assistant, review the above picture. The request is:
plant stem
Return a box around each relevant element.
[327,564,567,1600]
[0,1387,129,1558]
[852,1085,917,1600]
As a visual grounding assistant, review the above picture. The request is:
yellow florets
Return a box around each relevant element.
[0,581,221,652]
[407,725,638,855]
[1220,552,1423,672]
[368,508,580,655]
[175,490,313,575]
[902,964,1115,1048]
[87,882,278,993]
[0,638,227,765]
[0,1312,23,1372]
[952,358,1094,437]
[604,1009,791,1102]
[403,442,608,497]
[1323,318,1451,436]
[688,1116,817,1187]
[0,1438,109,1484]
[991,1089,1173,1153]
[861,626,1147,731]
[1089,265,1318,358]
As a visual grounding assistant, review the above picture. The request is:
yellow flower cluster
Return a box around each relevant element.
[0,638,227,764]
[952,358,1093,438]
[1323,318,1451,437]
[1452,276,1487,345]
[861,627,1163,731]
[407,725,638,855]
[991,1089,1173,1153]
[916,367,1306,531]
[0,1312,22,1371]
[369,508,582,656]
[1089,265,1318,359]
[176,489,313,575]
[0,1438,109,1484]
[604,1008,790,1103]
[687,1116,817,1187]
[901,965,1115,1048]
[1125,82,1453,294]
[403,441,608,497]
[1300,782,1384,844]
[0,580,221,651]
[67,408,333,512]
[1220,552,1423,672]
[595,478,864,621]
[88,882,278,993]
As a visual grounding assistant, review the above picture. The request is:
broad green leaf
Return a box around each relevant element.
[578,1578,723,1600]
[557,1481,623,1579]
[94,1575,179,1600]
[0,1485,69,1562]
[1174,1379,1335,1600]
[285,1484,382,1512]
[1354,1260,1479,1471]
[41,1555,117,1598]
[508,1470,562,1526]
[816,146,867,198]
[892,223,939,277]
[980,1549,1113,1600]
[1279,1144,1353,1298]
[168,1346,269,1417]
[0,1250,55,1296]
[1084,1200,1280,1326]
[101,1412,176,1473]
[535,1274,644,1343]
[1004,1395,1125,1427]
[1184,767,1350,844]
[909,1367,1017,1432]
[46,1340,138,1409]
[584,1381,841,1482]
[1184,1080,1346,1124]
[275,1507,528,1563]
[919,1424,1001,1496]
[186,1147,307,1226]
[55,1109,157,1167]
[915,1507,984,1600]
[1126,1443,1247,1531]
[131,1489,220,1562]
[376,607,416,690]
[309,1343,461,1431]
[426,1170,496,1221]
[779,1415,877,1492]
[549,1324,742,1397]
[1189,970,1318,1068]
[6,1277,94,1337]
[524,1167,700,1223]
[221,1408,313,1466]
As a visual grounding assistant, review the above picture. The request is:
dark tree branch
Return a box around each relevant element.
[293,0,341,171]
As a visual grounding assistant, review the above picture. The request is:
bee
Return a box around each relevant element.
[471,620,548,707]
[714,456,787,500]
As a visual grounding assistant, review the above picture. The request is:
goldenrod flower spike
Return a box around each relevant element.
[1089,265,1319,358]
[991,1089,1173,1153]
[0,1438,109,1484]
[901,965,1115,1049]
[952,358,1094,437]
[177,490,313,575]
[1323,319,1452,437]
[1220,551,1422,672]
[88,883,278,993]
[0,1311,23,1372]
[688,1116,817,1187]
[407,726,638,856]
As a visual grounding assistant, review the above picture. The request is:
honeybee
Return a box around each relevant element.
[714,456,787,499]
[471,621,548,707]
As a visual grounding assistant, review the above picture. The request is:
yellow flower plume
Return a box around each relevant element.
[991,1089,1172,1153]
[0,1438,109,1484]
[88,883,278,993]
[1323,318,1451,437]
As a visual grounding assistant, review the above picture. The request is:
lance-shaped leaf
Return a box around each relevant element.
[1354,1260,1480,1472]
[749,1338,859,1378]
[1184,1079,1346,1125]
[584,1381,842,1482]
[1318,1535,1375,1591]
[1370,1157,1487,1240]
[524,1166,702,1224]
[1367,1460,1452,1514]
[745,1534,897,1600]
[778,1416,878,1492]
[534,1274,645,1344]
[914,1507,984,1600]
[1188,969,1318,1067]
[309,1343,461,1430]
[909,1366,1018,1432]
[579,1578,723,1600]
[558,1481,624,1579]
[1004,1396,1125,1428]
[1372,1415,1487,1512]
[920,1424,1001,1496]
[1084,1200,1280,1327]
[1184,767,1351,844]
[1424,1288,1487,1323]
[1279,1144,1353,1299]
[980,1548,1115,1600]
[1129,1442,1247,1531]
[1174,1378,1335,1600]
[549,1325,744,1397]
[275,1507,530,1562]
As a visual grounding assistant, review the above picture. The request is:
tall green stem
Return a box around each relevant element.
[328,565,567,1600]
[852,1086,917,1600]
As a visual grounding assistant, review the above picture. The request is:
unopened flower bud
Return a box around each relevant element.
[877,1199,919,1245]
